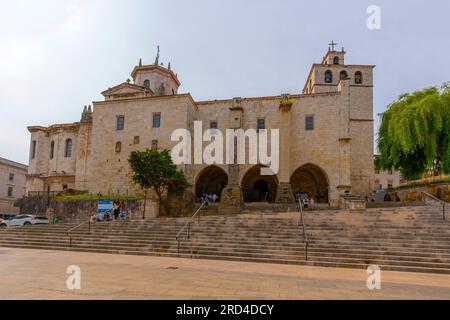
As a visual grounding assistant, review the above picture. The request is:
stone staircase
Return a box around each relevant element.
[0,205,449,274]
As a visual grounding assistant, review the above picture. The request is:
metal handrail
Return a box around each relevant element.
[422,191,447,220]
[298,198,309,261]
[175,201,207,253]
[67,218,91,248]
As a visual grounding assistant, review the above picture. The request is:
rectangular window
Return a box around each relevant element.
[153,113,161,128]
[50,141,55,159]
[210,121,218,129]
[31,140,37,159]
[151,140,159,150]
[9,173,14,181]
[257,118,265,133]
[133,136,140,145]
[7,187,13,197]
[116,115,125,130]
[305,116,314,130]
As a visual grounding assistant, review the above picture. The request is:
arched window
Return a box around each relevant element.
[50,141,55,159]
[355,71,363,84]
[65,139,72,158]
[340,70,348,80]
[324,70,333,83]
[333,56,340,65]
[115,141,122,153]
[143,79,150,88]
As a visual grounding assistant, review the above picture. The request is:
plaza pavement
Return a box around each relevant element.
[0,247,449,300]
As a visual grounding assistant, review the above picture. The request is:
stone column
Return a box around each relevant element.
[275,95,294,203]
[218,98,244,215]
[336,80,352,207]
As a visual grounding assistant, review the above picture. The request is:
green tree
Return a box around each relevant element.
[377,83,450,180]
[128,149,190,214]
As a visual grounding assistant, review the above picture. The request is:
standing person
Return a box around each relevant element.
[212,193,218,203]
[204,195,209,209]
[310,197,315,210]
[303,196,309,209]
[113,201,120,221]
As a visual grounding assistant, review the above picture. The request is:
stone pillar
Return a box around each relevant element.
[218,98,244,214]
[336,80,352,207]
[275,95,294,203]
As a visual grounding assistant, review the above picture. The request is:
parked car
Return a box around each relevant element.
[8,215,49,226]
[0,218,7,227]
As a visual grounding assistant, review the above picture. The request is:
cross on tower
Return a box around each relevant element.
[329,40,337,51]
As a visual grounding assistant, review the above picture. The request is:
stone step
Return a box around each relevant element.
[1,205,449,274]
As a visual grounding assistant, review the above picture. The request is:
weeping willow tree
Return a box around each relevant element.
[377,83,450,180]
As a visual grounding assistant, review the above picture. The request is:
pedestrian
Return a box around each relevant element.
[303,197,309,209]
[204,196,209,209]
[310,197,315,210]
[113,201,120,221]
[212,193,219,203]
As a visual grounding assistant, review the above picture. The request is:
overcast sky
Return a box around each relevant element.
[0,0,449,164]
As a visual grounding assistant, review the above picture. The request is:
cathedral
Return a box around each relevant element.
[26,44,375,208]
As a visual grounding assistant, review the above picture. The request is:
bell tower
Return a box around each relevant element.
[131,46,181,96]
[322,40,346,65]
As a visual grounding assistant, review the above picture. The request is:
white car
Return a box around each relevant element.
[8,215,49,226]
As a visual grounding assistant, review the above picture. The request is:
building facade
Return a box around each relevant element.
[374,155,401,191]
[26,46,375,208]
[374,169,401,191]
[0,157,28,214]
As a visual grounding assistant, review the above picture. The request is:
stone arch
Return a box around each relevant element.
[290,163,329,203]
[241,165,278,202]
[340,70,348,80]
[194,166,228,199]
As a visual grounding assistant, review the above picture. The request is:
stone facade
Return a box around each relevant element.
[26,46,375,209]
[0,157,28,214]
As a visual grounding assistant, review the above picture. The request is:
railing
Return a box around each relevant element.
[175,201,207,254]
[298,198,309,261]
[67,218,91,248]
[422,191,447,220]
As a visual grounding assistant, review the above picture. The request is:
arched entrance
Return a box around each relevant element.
[195,166,228,200]
[290,164,329,203]
[241,165,278,202]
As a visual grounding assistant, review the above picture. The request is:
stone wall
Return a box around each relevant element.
[389,183,450,203]
[48,200,145,223]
